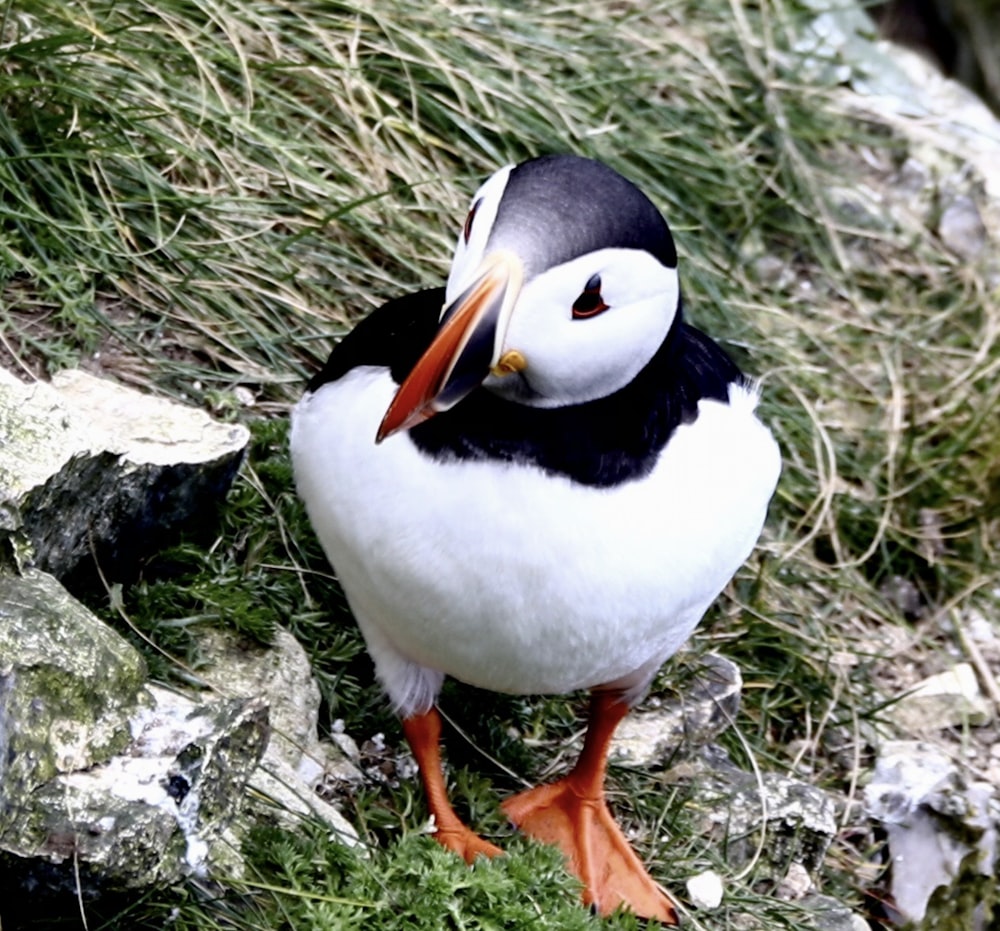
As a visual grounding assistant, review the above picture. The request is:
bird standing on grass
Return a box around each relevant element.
[291,154,780,923]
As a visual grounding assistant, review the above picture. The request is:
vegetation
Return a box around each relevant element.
[2,0,997,928]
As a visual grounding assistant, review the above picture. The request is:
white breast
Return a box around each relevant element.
[291,367,779,717]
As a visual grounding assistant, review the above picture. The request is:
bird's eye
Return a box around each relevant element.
[572,273,609,319]
[462,198,483,244]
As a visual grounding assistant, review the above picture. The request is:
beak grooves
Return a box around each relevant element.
[377,251,523,442]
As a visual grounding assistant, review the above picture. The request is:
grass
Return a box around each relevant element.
[2,0,999,928]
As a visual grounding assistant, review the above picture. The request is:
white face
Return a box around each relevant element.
[444,165,681,408]
[488,247,679,407]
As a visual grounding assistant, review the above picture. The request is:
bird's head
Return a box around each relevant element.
[377,154,680,441]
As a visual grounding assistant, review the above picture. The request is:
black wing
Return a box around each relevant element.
[307,287,446,393]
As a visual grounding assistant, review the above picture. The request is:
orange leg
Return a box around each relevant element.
[402,707,503,862]
[502,691,678,924]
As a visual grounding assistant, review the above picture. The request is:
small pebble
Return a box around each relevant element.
[686,869,724,909]
[776,861,813,900]
[938,194,986,260]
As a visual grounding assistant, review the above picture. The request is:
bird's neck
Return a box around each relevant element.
[409,308,744,488]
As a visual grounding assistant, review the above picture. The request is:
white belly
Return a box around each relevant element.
[291,367,779,715]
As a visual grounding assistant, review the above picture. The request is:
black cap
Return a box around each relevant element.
[487,155,678,278]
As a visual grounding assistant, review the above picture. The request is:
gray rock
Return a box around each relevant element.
[0,367,249,587]
[790,0,1000,290]
[0,568,147,808]
[0,570,269,894]
[796,4,1000,191]
[4,688,268,887]
[681,744,837,874]
[612,653,742,767]
[875,0,1000,117]
[800,894,870,931]
[724,895,867,931]
[864,740,998,924]
[195,627,361,845]
[680,754,864,928]
[888,662,992,733]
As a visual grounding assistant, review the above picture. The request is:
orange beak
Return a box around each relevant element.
[377,251,524,442]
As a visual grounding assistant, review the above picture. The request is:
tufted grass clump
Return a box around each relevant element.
[2,0,999,928]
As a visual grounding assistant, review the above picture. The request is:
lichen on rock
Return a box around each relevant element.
[0,570,270,895]
[0,568,147,808]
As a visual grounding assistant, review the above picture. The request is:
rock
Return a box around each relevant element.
[0,568,147,805]
[611,653,742,767]
[889,662,992,732]
[0,367,249,590]
[872,0,1000,117]
[330,719,363,764]
[776,861,814,900]
[938,193,988,259]
[864,740,998,924]
[727,893,868,931]
[879,574,924,619]
[790,0,1000,295]
[681,744,837,875]
[806,8,1000,198]
[194,628,361,845]
[800,894,870,931]
[686,868,724,909]
[3,688,268,885]
[0,570,270,896]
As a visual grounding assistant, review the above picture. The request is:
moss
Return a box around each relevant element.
[920,846,997,930]
[0,570,146,801]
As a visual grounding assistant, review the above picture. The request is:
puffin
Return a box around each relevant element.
[290,154,780,923]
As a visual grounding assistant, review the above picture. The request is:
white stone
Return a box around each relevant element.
[938,194,987,259]
[50,368,248,467]
[686,869,724,909]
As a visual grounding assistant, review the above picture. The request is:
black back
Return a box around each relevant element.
[308,288,745,488]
